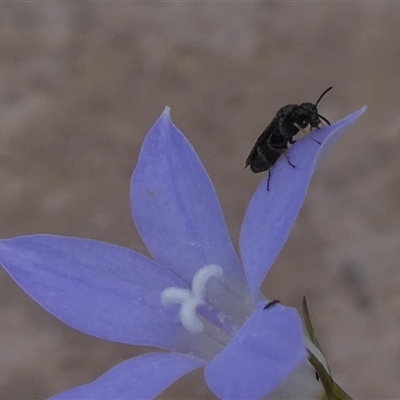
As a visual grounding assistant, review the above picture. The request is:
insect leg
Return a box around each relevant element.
[282,152,295,168]
[267,169,271,191]
[294,123,321,145]
[263,299,280,310]
[308,136,322,145]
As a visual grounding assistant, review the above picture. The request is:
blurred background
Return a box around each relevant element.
[0,2,399,399]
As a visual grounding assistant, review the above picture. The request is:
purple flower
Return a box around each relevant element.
[0,106,365,399]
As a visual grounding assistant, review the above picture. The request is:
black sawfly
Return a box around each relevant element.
[245,87,333,190]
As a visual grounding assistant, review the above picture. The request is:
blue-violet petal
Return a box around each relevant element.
[0,235,188,349]
[50,352,204,400]
[131,107,243,285]
[205,302,306,400]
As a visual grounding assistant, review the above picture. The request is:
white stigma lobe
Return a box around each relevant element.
[161,264,223,333]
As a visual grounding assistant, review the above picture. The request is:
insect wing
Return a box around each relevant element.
[245,116,279,169]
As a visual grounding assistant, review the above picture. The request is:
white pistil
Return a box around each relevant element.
[161,264,223,333]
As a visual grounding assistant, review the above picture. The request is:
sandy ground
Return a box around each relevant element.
[0,3,400,399]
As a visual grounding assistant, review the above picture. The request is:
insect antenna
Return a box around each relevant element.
[318,114,331,126]
[315,86,333,106]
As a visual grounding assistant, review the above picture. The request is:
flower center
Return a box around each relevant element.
[161,264,223,333]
